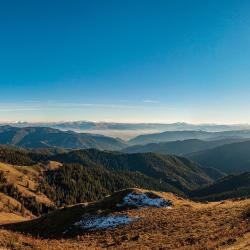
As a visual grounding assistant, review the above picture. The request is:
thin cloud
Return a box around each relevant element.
[143,99,160,104]
[23,100,41,103]
[0,102,150,112]
[0,108,42,112]
[45,103,145,109]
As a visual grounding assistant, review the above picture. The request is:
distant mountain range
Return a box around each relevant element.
[1,125,250,179]
[0,126,126,150]
[5,121,250,131]
[129,130,250,145]
[3,125,250,152]
[2,121,250,139]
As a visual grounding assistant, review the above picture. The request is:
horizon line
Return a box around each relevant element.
[0,120,249,126]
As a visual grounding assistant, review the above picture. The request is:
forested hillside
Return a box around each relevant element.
[0,146,219,208]
[51,149,217,193]
[190,172,250,201]
[123,138,244,155]
[39,163,176,206]
[0,144,249,216]
[188,140,250,173]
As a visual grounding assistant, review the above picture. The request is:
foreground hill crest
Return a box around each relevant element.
[3,188,176,237]
[2,188,250,249]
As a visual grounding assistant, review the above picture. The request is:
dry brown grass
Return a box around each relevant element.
[0,162,54,212]
[0,212,27,225]
[46,161,62,170]
[0,189,249,250]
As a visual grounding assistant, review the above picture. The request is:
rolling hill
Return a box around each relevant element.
[123,138,244,155]
[0,126,126,150]
[188,140,250,173]
[50,149,219,194]
[0,145,222,204]
[129,130,250,145]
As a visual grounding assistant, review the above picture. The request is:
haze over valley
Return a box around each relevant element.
[2,121,250,140]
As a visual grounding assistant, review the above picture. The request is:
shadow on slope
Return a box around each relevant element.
[2,188,175,239]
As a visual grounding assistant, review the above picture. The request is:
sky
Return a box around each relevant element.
[0,0,250,123]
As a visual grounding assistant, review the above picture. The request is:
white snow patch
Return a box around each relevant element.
[74,215,132,230]
[117,192,173,208]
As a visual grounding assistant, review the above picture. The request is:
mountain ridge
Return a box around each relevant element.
[188,140,250,173]
[0,145,221,201]
[123,138,246,155]
[0,126,126,151]
[129,130,250,145]
[190,172,250,201]
[50,148,217,194]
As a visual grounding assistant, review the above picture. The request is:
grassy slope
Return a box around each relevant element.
[0,188,249,250]
[0,162,54,219]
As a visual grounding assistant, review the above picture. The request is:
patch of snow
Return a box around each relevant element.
[74,215,132,230]
[117,192,173,208]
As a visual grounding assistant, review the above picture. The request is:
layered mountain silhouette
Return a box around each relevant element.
[123,138,245,155]
[129,130,250,145]
[0,126,126,150]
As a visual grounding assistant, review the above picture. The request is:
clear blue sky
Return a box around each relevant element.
[1,0,250,123]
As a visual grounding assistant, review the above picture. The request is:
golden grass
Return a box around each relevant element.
[0,162,54,222]
[0,188,249,250]
[0,163,54,208]
[47,161,62,170]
